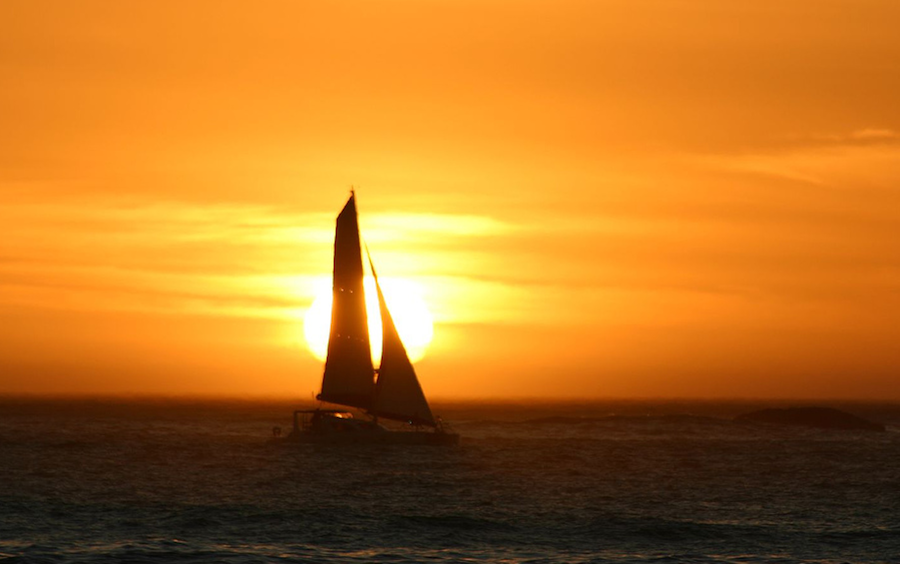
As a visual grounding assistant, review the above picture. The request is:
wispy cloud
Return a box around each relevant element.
[849,128,898,142]
[0,195,516,323]
[781,127,900,150]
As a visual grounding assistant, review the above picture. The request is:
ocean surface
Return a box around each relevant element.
[1,398,898,563]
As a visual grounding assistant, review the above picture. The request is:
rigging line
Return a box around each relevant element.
[363,242,378,282]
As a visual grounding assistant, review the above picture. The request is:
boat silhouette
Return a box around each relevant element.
[286,192,458,445]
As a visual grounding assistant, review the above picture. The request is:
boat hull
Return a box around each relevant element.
[286,429,460,446]
[280,409,459,446]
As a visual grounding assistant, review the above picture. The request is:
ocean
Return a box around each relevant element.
[0,398,898,563]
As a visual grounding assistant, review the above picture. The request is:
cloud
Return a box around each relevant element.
[0,194,516,323]
[781,128,900,150]
[849,128,899,142]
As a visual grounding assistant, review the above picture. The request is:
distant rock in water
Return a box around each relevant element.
[735,406,885,432]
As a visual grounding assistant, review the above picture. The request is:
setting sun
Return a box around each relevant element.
[304,277,434,364]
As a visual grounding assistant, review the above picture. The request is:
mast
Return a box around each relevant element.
[317,194,376,410]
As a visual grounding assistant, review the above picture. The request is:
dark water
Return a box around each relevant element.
[1,399,898,563]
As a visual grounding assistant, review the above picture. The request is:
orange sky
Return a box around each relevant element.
[2,0,899,399]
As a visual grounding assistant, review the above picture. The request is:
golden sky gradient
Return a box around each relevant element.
[2,1,899,399]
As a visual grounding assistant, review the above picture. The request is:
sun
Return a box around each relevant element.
[304,277,434,364]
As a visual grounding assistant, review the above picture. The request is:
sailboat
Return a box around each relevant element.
[286,193,459,445]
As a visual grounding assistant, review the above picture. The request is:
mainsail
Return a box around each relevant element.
[368,255,436,427]
[317,194,376,410]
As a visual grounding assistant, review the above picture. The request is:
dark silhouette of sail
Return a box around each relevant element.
[368,255,436,427]
[318,195,375,410]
